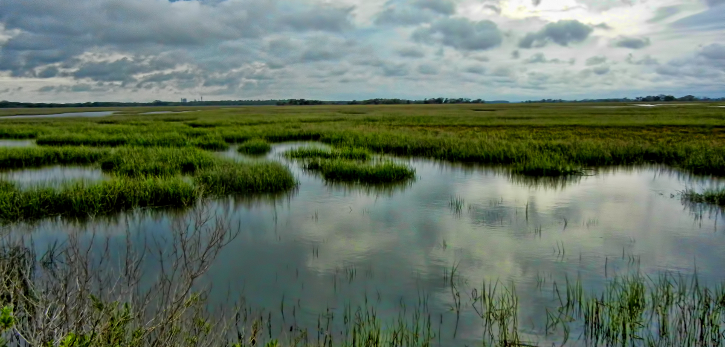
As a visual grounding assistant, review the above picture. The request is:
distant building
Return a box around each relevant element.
[181,98,188,103]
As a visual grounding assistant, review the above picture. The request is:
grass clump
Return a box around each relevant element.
[304,159,415,183]
[682,188,725,206]
[191,135,229,151]
[99,147,217,177]
[0,147,109,169]
[285,146,370,160]
[237,138,271,155]
[195,161,296,196]
[0,177,197,221]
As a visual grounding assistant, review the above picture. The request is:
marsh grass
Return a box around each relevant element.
[0,177,197,221]
[285,147,370,160]
[304,159,415,183]
[191,135,229,151]
[0,147,109,169]
[237,139,272,155]
[99,147,218,177]
[195,161,297,196]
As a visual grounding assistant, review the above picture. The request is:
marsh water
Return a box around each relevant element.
[8,142,725,345]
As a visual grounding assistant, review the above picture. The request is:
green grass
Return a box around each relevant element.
[99,147,217,177]
[1,103,725,184]
[285,147,370,160]
[0,147,109,169]
[237,138,271,155]
[195,161,296,196]
[0,177,197,221]
[304,159,415,183]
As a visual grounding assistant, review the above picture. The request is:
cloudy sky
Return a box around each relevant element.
[0,0,723,102]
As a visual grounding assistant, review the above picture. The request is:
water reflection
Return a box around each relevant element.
[9,145,725,345]
[0,165,108,189]
[0,140,36,148]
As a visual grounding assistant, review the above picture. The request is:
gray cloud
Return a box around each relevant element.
[412,18,502,51]
[413,0,456,15]
[397,47,426,58]
[511,50,520,59]
[518,20,593,48]
[374,6,433,26]
[626,54,659,65]
[611,36,651,49]
[417,64,439,75]
[281,6,354,32]
[463,65,486,74]
[382,63,409,76]
[37,66,59,78]
[585,55,607,66]
[706,0,725,7]
[648,6,681,23]
[532,0,542,6]
[523,53,574,64]
[671,5,725,31]
[699,44,725,60]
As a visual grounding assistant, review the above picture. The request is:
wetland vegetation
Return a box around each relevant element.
[1,103,725,346]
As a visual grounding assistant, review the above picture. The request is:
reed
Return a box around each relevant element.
[195,161,297,196]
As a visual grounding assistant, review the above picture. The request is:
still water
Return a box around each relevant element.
[0,111,115,119]
[10,143,725,345]
[0,165,108,189]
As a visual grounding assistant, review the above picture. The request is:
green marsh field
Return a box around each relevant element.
[1,103,725,346]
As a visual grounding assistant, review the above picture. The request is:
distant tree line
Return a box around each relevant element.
[523,94,723,103]
[0,100,283,108]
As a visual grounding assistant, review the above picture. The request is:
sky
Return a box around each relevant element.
[0,0,723,102]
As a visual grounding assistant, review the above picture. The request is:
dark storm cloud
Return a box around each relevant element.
[37,66,59,78]
[518,20,593,48]
[412,18,502,51]
[611,36,651,49]
[72,57,176,82]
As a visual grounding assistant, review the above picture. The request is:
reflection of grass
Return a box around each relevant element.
[304,159,415,183]
[682,188,725,206]
[237,138,271,155]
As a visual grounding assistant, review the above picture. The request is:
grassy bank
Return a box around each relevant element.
[0,146,297,222]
